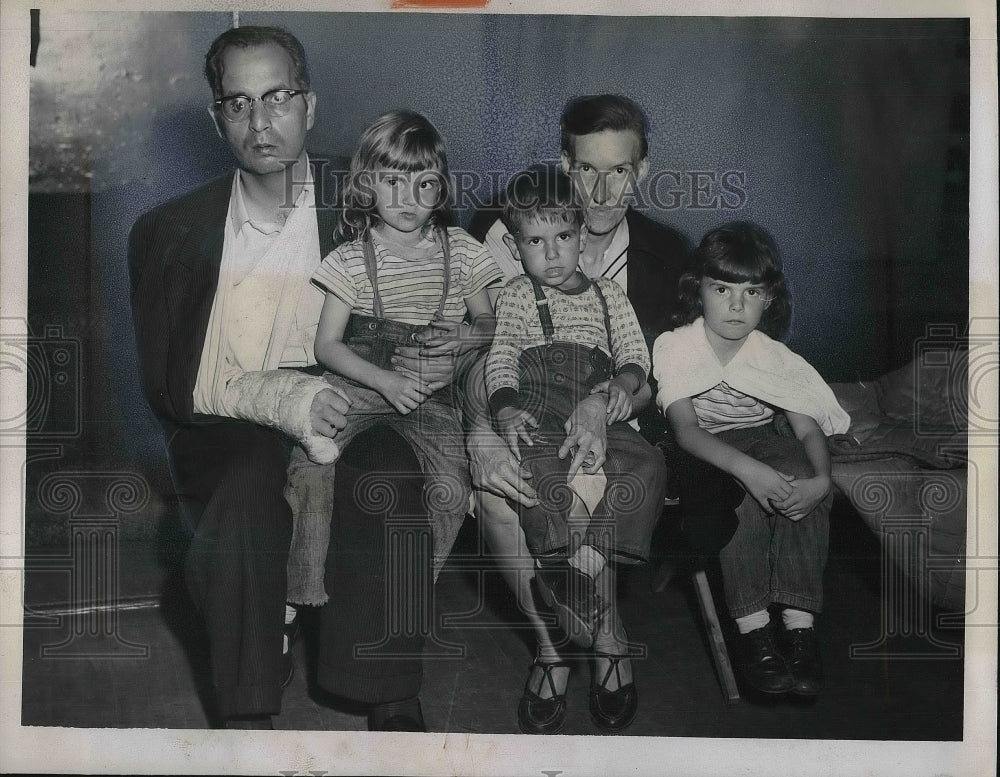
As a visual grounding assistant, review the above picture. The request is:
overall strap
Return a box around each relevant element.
[361,232,384,319]
[433,226,452,321]
[588,278,614,356]
[362,226,452,324]
[528,276,556,344]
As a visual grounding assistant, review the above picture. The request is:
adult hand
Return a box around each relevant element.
[467,427,539,508]
[391,344,455,392]
[309,388,350,439]
[559,394,608,479]
[495,407,539,454]
[413,319,465,358]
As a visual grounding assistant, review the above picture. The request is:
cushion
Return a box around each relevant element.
[877,350,968,431]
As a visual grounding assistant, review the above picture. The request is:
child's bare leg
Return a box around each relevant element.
[589,564,638,731]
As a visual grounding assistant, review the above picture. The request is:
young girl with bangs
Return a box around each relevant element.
[285,110,502,611]
[652,222,849,699]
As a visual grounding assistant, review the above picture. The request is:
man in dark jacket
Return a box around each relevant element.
[129,25,429,731]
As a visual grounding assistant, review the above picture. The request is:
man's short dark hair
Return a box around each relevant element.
[560,93,649,163]
[204,26,310,99]
[500,163,584,237]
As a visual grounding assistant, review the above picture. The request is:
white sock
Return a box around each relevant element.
[735,609,771,635]
[283,604,298,655]
[781,608,815,630]
[567,544,606,579]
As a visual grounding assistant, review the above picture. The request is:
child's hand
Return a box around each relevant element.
[591,377,637,425]
[771,476,831,521]
[606,378,635,424]
[495,407,538,456]
[737,459,795,513]
[376,370,432,415]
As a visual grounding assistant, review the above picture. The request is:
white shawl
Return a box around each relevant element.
[652,319,850,436]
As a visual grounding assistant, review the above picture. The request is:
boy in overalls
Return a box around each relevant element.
[485,166,665,647]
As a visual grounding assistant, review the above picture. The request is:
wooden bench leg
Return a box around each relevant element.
[692,569,741,705]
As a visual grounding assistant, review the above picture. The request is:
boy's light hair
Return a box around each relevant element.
[501,164,584,238]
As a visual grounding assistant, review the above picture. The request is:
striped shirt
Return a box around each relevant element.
[692,381,775,433]
[311,227,502,324]
[485,275,649,401]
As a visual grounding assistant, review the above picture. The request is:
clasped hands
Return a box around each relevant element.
[739,459,831,522]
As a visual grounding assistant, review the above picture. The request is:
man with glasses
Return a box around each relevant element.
[129,26,431,730]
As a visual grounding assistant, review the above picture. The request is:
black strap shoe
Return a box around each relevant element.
[589,654,638,733]
[739,624,795,694]
[280,648,295,689]
[518,655,571,735]
[782,627,823,696]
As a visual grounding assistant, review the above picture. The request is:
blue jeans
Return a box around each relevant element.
[714,422,831,618]
[515,343,666,564]
[285,314,470,605]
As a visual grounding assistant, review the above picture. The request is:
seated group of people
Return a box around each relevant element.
[128,25,849,733]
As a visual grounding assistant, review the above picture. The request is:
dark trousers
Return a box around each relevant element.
[168,418,293,719]
[168,419,428,718]
[317,425,430,704]
[516,344,666,564]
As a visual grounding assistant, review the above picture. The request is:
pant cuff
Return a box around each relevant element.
[215,681,283,720]
[772,592,823,615]
[317,661,422,706]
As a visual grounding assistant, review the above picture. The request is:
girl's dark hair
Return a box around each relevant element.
[339,110,452,241]
[674,221,792,339]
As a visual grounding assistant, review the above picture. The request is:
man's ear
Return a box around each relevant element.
[559,150,571,174]
[304,90,317,131]
[634,155,650,185]
[207,105,225,140]
[502,233,521,262]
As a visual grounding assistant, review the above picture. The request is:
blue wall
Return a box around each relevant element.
[27,12,968,559]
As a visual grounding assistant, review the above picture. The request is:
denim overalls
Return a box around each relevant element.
[514,277,666,565]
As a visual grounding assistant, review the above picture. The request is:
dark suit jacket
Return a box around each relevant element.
[621,207,688,351]
[128,163,338,427]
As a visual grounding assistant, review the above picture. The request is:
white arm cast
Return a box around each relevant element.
[220,370,342,465]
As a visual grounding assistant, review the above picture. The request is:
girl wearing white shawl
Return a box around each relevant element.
[652,222,848,700]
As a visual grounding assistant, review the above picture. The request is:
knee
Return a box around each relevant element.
[634,441,668,484]
[478,492,531,556]
[612,441,667,507]
[339,425,420,473]
[215,443,291,524]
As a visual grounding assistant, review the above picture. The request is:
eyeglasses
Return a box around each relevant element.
[211,89,309,123]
